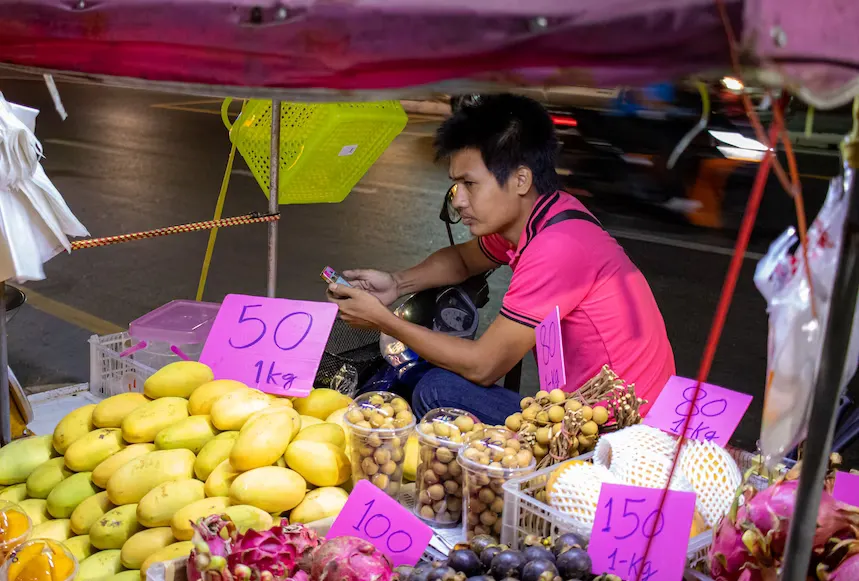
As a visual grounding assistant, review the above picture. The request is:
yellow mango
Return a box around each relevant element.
[403,434,419,482]
[204,460,240,498]
[293,422,346,449]
[31,518,72,541]
[194,431,239,481]
[210,389,271,430]
[188,380,247,415]
[79,550,123,581]
[273,457,287,468]
[90,504,142,550]
[289,486,349,524]
[121,527,175,569]
[18,498,51,526]
[0,483,27,502]
[109,572,141,581]
[140,542,193,580]
[292,389,351,420]
[106,449,195,505]
[299,415,323,429]
[268,396,293,408]
[137,479,205,528]
[170,497,231,541]
[47,472,99,518]
[52,404,96,454]
[325,407,348,428]
[122,397,190,444]
[64,534,96,561]
[92,392,150,428]
[229,466,306,513]
[92,443,156,488]
[230,407,295,471]
[143,360,214,399]
[65,428,126,472]
[26,457,72,499]
[0,435,56,485]
[223,505,273,533]
[71,491,115,535]
[155,415,219,454]
[284,441,350,487]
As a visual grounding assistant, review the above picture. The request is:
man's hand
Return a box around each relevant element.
[327,283,395,331]
[343,269,400,306]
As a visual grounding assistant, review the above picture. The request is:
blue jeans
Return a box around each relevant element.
[411,368,522,426]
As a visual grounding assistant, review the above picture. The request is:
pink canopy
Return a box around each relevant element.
[1,0,857,107]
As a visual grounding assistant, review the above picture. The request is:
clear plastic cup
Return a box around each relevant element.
[0,538,78,580]
[344,391,416,498]
[457,426,535,541]
[414,408,481,527]
[0,501,32,564]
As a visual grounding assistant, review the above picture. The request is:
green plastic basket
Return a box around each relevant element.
[222,99,407,205]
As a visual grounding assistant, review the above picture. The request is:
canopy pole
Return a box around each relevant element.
[0,282,10,445]
[781,168,859,581]
[267,100,281,298]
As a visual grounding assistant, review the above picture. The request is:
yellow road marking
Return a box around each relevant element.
[19,287,123,335]
[799,173,834,181]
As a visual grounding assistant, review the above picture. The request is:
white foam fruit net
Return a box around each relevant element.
[678,439,742,528]
[607,447,695,493]
[547,461,618,536]
[593,424,679,469]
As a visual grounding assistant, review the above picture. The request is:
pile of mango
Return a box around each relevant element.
[0,361,359,581]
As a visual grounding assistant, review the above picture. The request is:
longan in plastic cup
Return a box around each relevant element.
[0,538,78,581]
[344,391,416,499]
[0,501,32,564]
[457,426,535,541]
[414,408,481,527]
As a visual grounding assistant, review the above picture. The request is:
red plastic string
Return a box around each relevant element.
[635,111,784,579]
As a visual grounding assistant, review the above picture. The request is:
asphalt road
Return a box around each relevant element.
[0,74,851,462]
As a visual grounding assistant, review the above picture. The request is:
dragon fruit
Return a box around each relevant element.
[188,516,321,581]
[305,536,393,581]
[708,458,859,581]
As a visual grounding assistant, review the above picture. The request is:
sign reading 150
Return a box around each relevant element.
[228,304,314,389]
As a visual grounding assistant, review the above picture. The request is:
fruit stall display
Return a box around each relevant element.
[0,360,359,581]
[503,367,644,467]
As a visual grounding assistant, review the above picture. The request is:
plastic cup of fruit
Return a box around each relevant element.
[457,426,535,541]
[0,538,78,581]
[414,407,480,528]
[344,391,416,499]
[0,501,33,564]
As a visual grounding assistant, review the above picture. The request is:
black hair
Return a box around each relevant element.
[434,94,560,196]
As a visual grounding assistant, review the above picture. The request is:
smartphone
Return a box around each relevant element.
[321,266,352,287]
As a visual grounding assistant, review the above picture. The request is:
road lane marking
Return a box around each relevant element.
[606,228,764,260]
[18,287,123,335]
[43,138,120,155]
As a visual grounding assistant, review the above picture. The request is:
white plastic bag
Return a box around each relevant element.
[758,167,859,463]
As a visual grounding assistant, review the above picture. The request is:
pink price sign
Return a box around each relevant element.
[589,483,696,581]
[833,471,859,507]
[199,294,338,397]
[536,306,566,391]
[643,375,753,447]
[327,480,432,567]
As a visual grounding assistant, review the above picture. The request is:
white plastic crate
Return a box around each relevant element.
[89,332,157,397]
[501,447,791,572]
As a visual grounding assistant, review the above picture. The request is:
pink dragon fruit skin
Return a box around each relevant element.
[307,536,393,581]
[828,552,859,580]
[188,514,235,581]
[228,525,322,581]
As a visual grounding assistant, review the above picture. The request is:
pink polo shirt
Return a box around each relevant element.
[479,192,674,414]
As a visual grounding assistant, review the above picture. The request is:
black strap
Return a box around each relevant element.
[519,208,602,256]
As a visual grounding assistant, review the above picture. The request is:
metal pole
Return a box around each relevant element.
[267,100,281,298]
[781,169,859,580]
[0,282,11,445]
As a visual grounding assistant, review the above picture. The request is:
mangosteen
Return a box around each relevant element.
[448,549,483,577]
[489,550,526,579]
[551,532,586,557]
[471,534,499,555]
[465,577,496,581]
[520,560,559,581]
[521,545,555,564]
[480,546,503,570]
[410,563,436,581]
[395,565,416,581]
[427,566,459,581]
[555,548,592,579]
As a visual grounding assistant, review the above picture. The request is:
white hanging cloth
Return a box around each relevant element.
[0,93,88,283]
